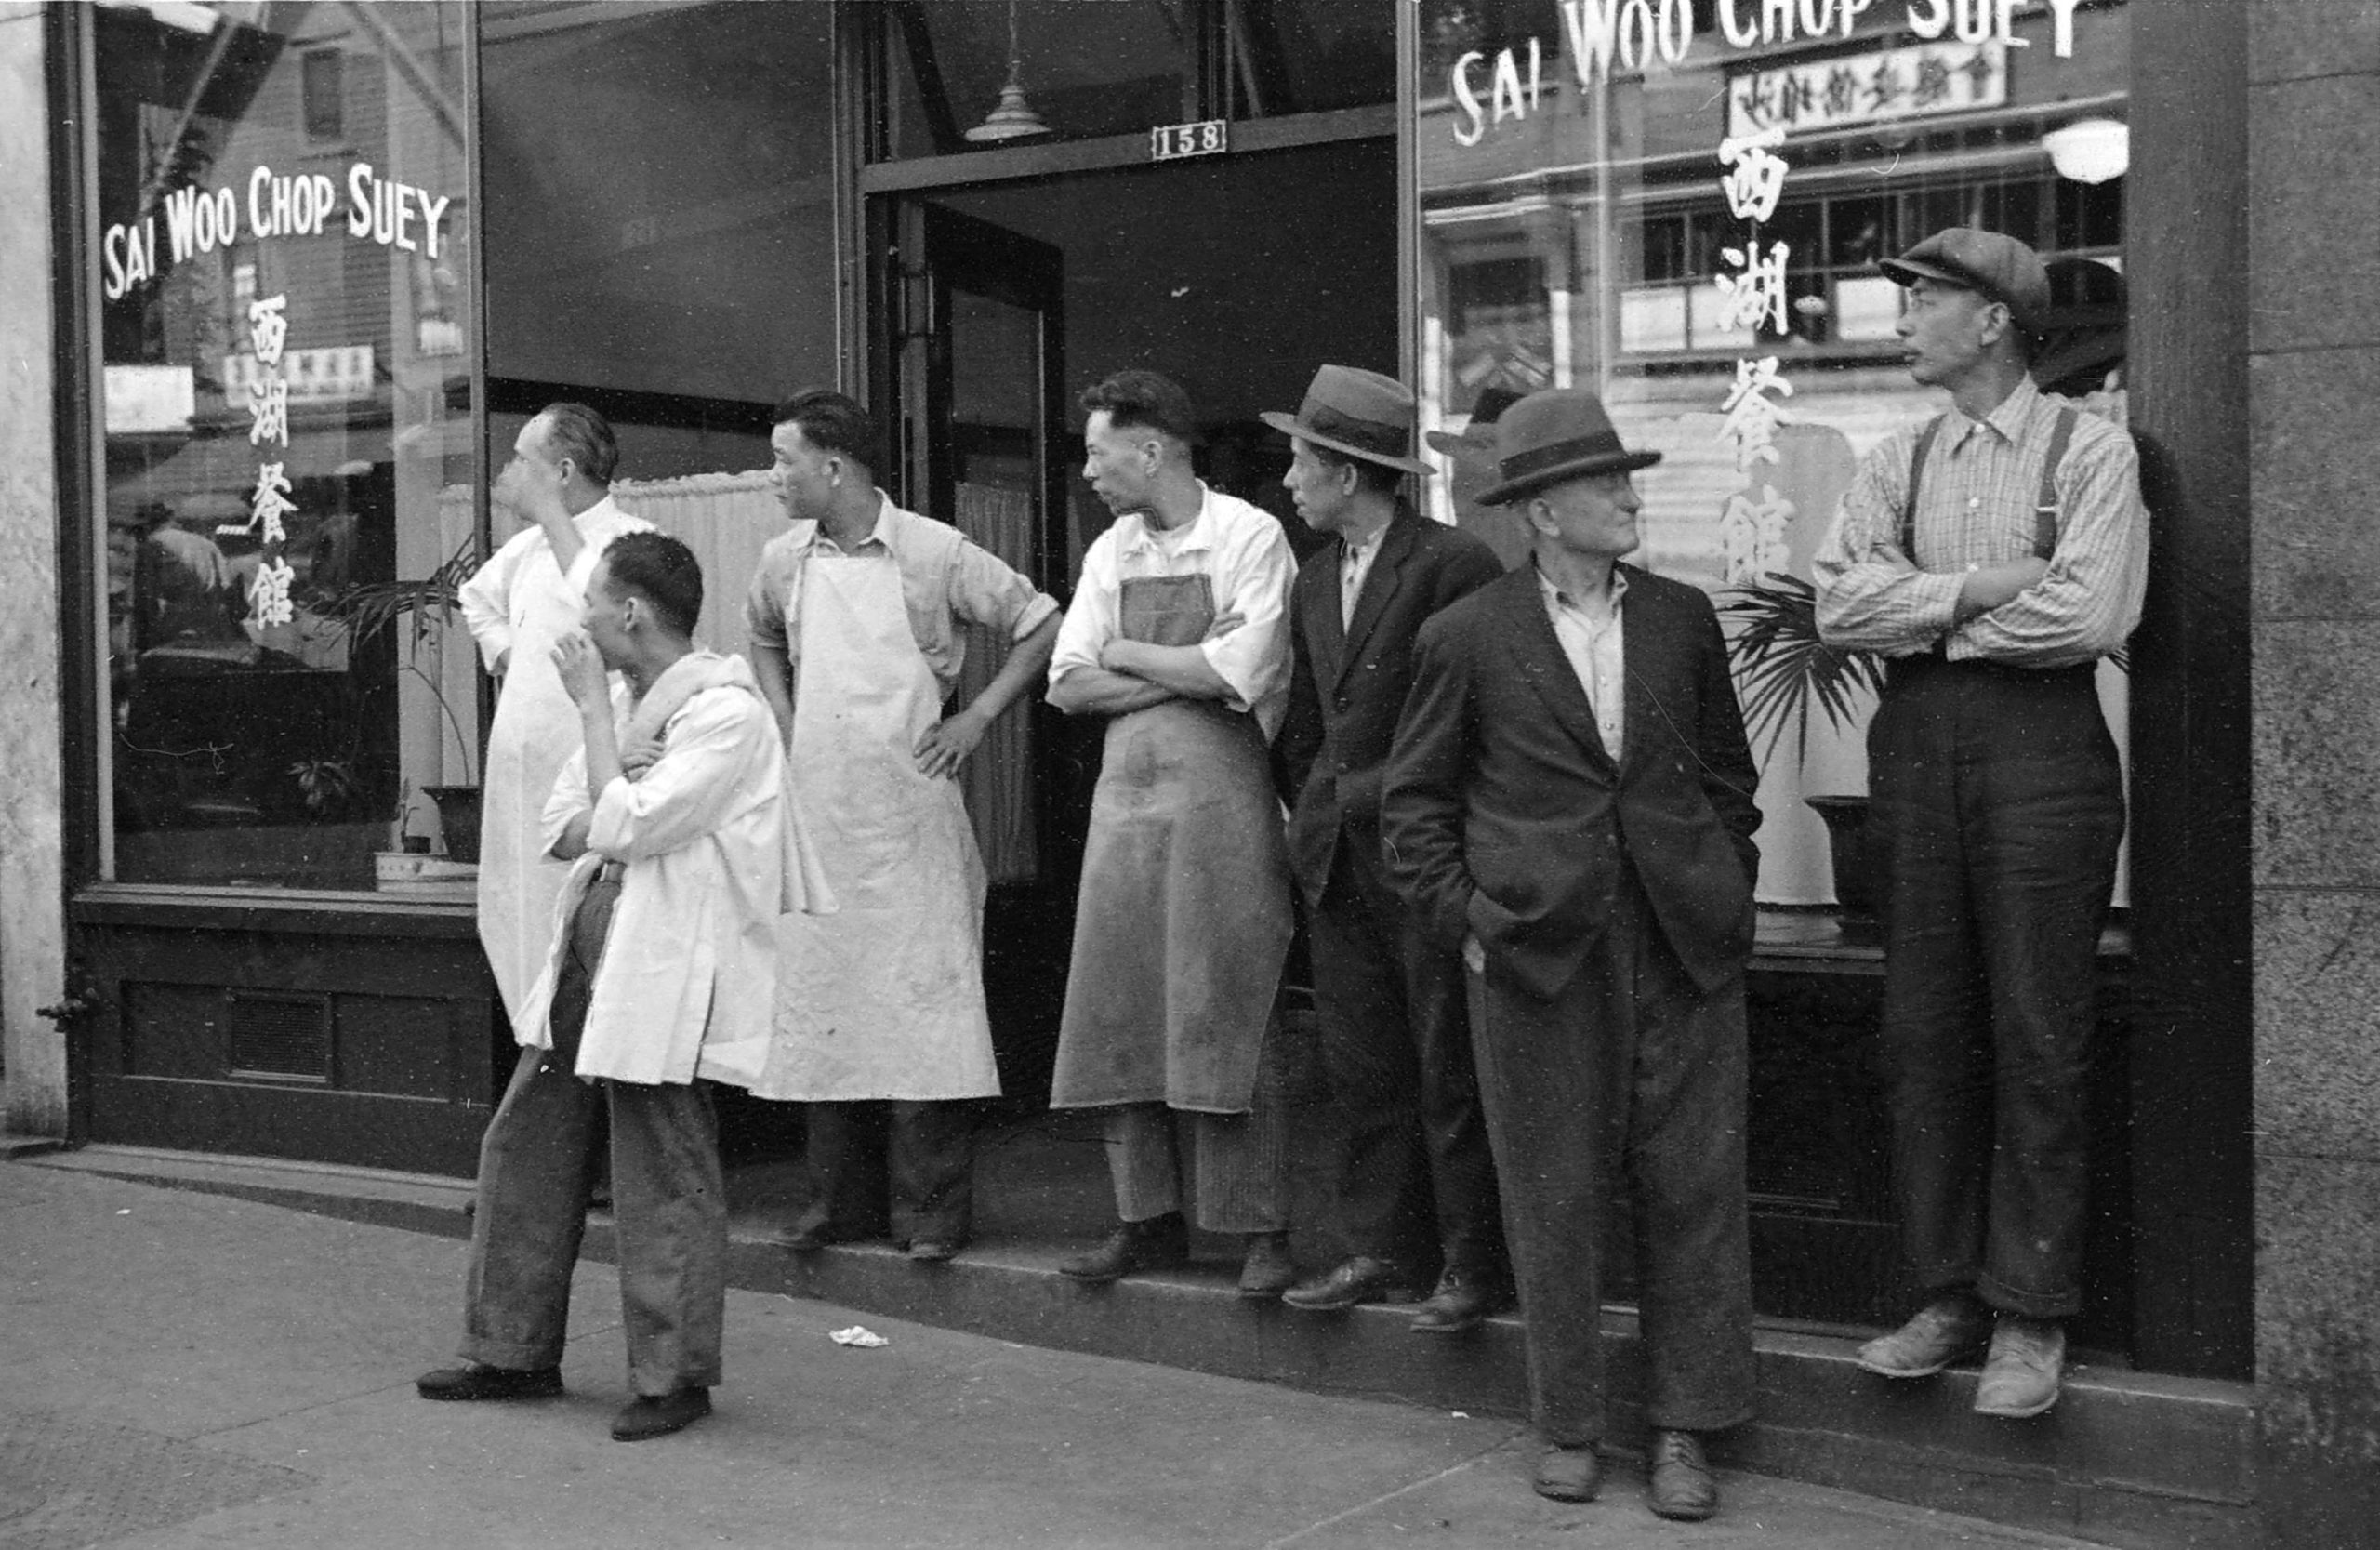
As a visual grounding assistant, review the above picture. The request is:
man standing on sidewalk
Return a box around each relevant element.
[1383,389,1761,1520]
[1046,368,1301,1299]
[744,390,1059,1263]
[1815,229,2147,1419]
[459,404,652,1026]
[1262,365,1512,1331]
[418,532,787,1443]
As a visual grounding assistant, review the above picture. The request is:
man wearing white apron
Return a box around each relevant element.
[459,403,652,1025]
[746,391,1059,1261]
[1047,370,1301,1298]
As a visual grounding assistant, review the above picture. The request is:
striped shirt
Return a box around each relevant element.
[1812,377,2147,669]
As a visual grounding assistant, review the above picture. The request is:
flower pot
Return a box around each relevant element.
[1803,794,1878,942]
[422,785,483,864]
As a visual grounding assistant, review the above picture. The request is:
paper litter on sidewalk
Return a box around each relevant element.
[829,1325,890,1347]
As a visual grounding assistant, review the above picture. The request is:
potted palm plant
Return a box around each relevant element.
[322,537,483,868]
[1716,575,1887,921]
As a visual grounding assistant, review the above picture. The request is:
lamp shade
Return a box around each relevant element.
[2042,117,2128,185]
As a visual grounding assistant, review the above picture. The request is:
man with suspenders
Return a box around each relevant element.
[1814,229,2149,1419]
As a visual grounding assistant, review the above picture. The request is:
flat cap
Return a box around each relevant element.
[1879,227,2051,331]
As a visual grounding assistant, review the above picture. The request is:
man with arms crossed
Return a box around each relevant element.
[745,391,1059,1262]
[1047,368,1301,1298]
[418,532,787,1442]
[1263,364,1511,1331]
[459,404,652,1024]
[1815,229,2147,1418]
[1384,389,1761,1520]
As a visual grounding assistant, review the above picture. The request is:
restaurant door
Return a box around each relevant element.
[879,201,1081,1105]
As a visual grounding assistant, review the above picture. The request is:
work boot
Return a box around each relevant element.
[1532,1443,1601,1502]
[415,1362,562,1402]
[1855,1292,1990,1378]
[610,1386,711,1441]
[1059,1212,1189,1283]
[1281,1255,1417,1311]
[1408,1268,1512,1334]
[1236,1231,1298,1300]
[1646,1429,1719,1521]
[1973,1315,2067,1418]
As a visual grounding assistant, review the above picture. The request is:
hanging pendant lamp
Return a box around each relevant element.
[964,0,1051,143]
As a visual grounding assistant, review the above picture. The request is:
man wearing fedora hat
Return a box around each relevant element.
[1815,228,2147,1420]
[1261,365,1510,1331]
[1384,389,1762,1519]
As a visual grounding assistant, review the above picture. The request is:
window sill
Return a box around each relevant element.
[70,882,477,939]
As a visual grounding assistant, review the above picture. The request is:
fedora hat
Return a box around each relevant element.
[1475,389,1661,506]
[1261,364,1433,476]
[1878,227,2051,331]
[1423,385,1525,457]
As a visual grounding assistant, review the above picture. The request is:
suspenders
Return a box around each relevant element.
[1897,405,2080,564]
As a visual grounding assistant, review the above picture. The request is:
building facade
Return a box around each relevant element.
[0,2,2370,1543]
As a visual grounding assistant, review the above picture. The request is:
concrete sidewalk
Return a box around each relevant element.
[1,1162,2102,1550]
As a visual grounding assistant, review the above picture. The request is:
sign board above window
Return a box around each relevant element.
[1726,41,2007,139]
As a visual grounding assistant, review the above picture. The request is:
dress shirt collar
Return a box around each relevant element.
[1944,375,2043,450]
[791,491,916,559]
[1117,484,1218,559]
[1341,517,1390,566]
[1534,562,1629,618]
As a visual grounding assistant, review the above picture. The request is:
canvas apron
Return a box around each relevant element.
[1050,575,1292,1114]
[762,552,999,1101]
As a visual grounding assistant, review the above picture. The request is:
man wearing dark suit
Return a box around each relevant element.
[1261,366,1511,1332]
[1383,389,1762,1522]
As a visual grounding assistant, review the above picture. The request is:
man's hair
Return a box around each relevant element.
[1310,442,1404,497]
[598,531,703,639]
[772,389,880,474]
[536,402,618,486]
[1079,369,1198,447]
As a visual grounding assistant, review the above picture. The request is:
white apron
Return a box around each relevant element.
[751,551,1001,1101]
[471,508,647,1025]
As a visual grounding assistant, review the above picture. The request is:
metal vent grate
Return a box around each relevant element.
[225,993,332,1084]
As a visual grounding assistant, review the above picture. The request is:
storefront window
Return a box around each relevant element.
[95,0,478,890]
[1414,0,2131,907]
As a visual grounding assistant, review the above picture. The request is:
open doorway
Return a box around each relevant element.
[877,135,1399,1105]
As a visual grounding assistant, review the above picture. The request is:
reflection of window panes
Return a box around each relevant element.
[95,1,476,889]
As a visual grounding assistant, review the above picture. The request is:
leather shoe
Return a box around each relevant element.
[611,1387,711,1441]
[1532,1444,1601,1503]
[1973,1316,2066,1419]
[416,1362,562,1402]
[1060,1212,1188,1283]
[1646,1429,1718,1521]
[1281,1255,1419,1312]
[1855,1293,1990,1378]
[1408,1270,1510,1334]
[1237,1232,1297,1300]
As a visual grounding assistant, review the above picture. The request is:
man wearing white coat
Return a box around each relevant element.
[458,403,652,1024]
[417,532,787,1443]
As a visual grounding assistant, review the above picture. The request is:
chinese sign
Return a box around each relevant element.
[218,294,298,629]
[1727,40,2007,138]
[1712,130,1797,584]
[220,345,377,407]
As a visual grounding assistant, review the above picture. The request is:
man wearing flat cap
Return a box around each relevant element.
[1383,389,1762,1520]
[1814,228,2148,1419]
[1263,365,1510,1331]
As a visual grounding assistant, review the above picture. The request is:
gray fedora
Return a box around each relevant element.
[1424,385,1525,458]
[1261,364,1433,476]
[1475,389,1661,506]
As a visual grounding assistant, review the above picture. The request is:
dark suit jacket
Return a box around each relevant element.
[1274,506,1505,901]
[1382,562,1763,1001]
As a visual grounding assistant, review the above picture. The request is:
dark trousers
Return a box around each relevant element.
[1467,872,1754,1446]
[461,876,727,1396]
[794,1100,976,1247]
[1868,655,2124,1320]
[1307,836,1506,1281]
